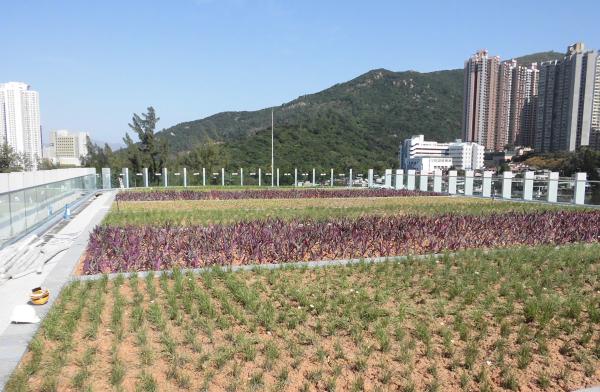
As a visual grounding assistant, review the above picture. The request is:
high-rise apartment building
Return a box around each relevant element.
[463,51,539,152]
[534,43,600,152]
[463,50,500,151]
[589,52,600,150]
[509,63,538,147]
[0,82,42,167]
[46,130,89,166]
[495,60,515,151]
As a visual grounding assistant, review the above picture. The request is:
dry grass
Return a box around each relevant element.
[7,244,600,391]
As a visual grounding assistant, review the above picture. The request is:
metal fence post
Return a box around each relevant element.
[523,171,534,201]
[277,168,280,187]
[240,168,243,187]
[395,169,404,190]
[221,168,225,187]
[574,172,587,205]
[143,168,149,187]
[433,169,442,192]
[502,171,513,199]
[407,170,415,190]
[330,168,334,187]
[122,168,129,188]
[183,168,187,187]
[482,171,492,198]
[312,168,316,186]
[367,169,374,188]
[547,172,558,203]
[448,170,457,194]
[349,168,353,188]
[384,169,392,188]
[202,168,206,186]
[258,168,262,187]
[464,170,474,196]
[294,168,298,187]
[163,167,168,187]
[102,168,111,189]
[419,171,428,191]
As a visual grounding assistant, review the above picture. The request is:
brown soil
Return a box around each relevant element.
[7,254,600,391]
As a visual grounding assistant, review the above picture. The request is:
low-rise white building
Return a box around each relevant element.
[448,141,485,170]
[404,156,453,172]
[400,134,485,170]
[44,130,89,166]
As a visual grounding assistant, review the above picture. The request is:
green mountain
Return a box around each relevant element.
[157,51,564,170]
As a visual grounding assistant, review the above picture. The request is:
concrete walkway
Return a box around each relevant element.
[0,191,114,388]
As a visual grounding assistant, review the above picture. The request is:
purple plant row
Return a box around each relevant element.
[115,188,441,201]
[83,210,600,274]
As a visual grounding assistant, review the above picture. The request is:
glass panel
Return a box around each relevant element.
[511,178,524,200]
[557,180,574,203]
[0,194,12,243]
[0,173,97,248]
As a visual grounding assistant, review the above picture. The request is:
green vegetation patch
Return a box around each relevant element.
[8,244,600,391]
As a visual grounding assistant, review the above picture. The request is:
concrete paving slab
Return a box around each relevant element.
[0,191,114,388]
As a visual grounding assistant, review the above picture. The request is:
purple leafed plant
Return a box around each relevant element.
[82,210,600,274]
[115,188,441,201]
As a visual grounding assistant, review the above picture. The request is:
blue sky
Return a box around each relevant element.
[1,0,598,144]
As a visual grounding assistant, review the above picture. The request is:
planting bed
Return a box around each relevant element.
[114,188,440,202]
[105,196,576,226]
[7,244,600,391]
[83,210,600,274]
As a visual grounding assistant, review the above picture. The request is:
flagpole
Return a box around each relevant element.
[271,109,274,187]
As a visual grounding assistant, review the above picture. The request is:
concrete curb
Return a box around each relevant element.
[73,253,450,281]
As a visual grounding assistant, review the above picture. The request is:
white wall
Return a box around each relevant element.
[0,167,96,193]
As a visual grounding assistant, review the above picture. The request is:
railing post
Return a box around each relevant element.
[482,171,492,198]
[240,168,243,187]
[448,170,457,194]
[464,170,474,196]
[202,168,206,186]
[419,171,429,191]
[523,171,534,201]
[276,168,280,187]
[221,168,225,187]
[102,168,111,189]
[122,168,129,188]
[258,168,262,187]
[294,168,298,187]
[183,167,187,187]
[330,168,334,187]
[162,167,168,187]
[574,172,587,205]
[547,172,558,203]
[384,169,392,188]
[368,169,374,188]
[407,170,416,190]
[502,171,513,199]
[349,168,353,188]
[395,169,404,190]
[433,169,442,193]
[143,168,149,187]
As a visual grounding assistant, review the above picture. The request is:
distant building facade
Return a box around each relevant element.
[404,156,453,172]
[45,130,89,166]
[462,50,500,151]
[535,43,600,152]
[0,82,42,167]
[462,52,539,152]
[400,135,484,171]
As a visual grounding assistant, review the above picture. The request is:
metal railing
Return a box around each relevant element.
[0,173,97,248]
[100,166,600,207]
